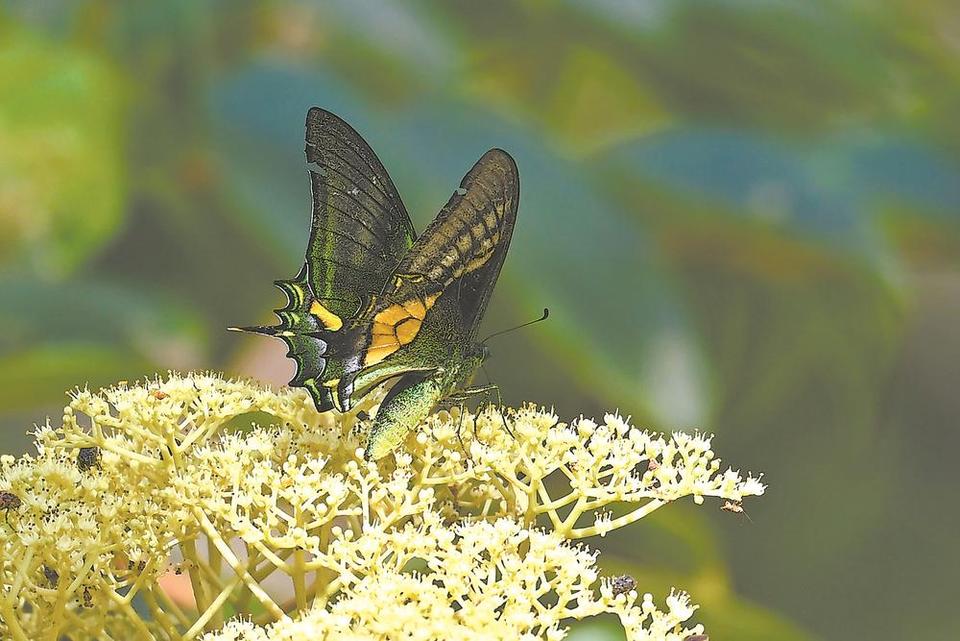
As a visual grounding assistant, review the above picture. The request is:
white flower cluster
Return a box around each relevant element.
[0,373,763,640]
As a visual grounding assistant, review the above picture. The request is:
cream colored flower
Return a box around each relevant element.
[0,373,763,640]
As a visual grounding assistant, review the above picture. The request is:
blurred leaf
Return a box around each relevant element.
[0,344,150,413]
[0,278,206,371]
[566,616,626,640]
[560,0,669,37]
[207,64,344,261]
[317,1,460,89]
[598,130,909,436]
[596,540,818,641]
[600,129,909,266]
[696,594,818,641]
[881,207,960,267]
[545,45,669,154]
[598,503,726,577]
[645,3,885,131]
[0,23,126,278]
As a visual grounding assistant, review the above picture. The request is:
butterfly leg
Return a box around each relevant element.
[489,384,515,440]
[447,384,514,439]
[434,395,476,460]
[455,401,471,461]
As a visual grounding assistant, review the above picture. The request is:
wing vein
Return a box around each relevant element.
[318,198,389,245]
[318,148,397,207]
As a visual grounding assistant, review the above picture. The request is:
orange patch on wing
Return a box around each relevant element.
[364,293,439,366]
[310,300,343,331]
[395,318,421,344]
[401,298,429,320]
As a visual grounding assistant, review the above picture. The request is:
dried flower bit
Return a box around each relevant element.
[684,635,709,641]
[151,390,169,400]
[77,447,102,471]
[124,558,148,575]
[610,574,637,596]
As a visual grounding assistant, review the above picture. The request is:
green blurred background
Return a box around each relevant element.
[2,2,958,640]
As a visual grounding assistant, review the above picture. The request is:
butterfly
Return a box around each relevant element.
[231,108,519,460]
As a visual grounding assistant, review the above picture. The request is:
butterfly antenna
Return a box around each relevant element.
[481,308,549,344]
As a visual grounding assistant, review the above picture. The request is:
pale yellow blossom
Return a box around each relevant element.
[0,373,763,640]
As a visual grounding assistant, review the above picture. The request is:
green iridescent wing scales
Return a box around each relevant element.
[232,109,416,411]
[304,108,415,314]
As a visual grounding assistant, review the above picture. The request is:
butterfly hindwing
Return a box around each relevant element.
[430,148,519,340]
[233,109,416,411]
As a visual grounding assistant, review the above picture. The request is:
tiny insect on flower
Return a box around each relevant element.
[0,490,21,527]
[77,447,102,471]
[610,574,637,595]
[720,500,743,514]
[721,500,753,524]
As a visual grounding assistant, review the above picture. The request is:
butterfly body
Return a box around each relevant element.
[232,108,518,459]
